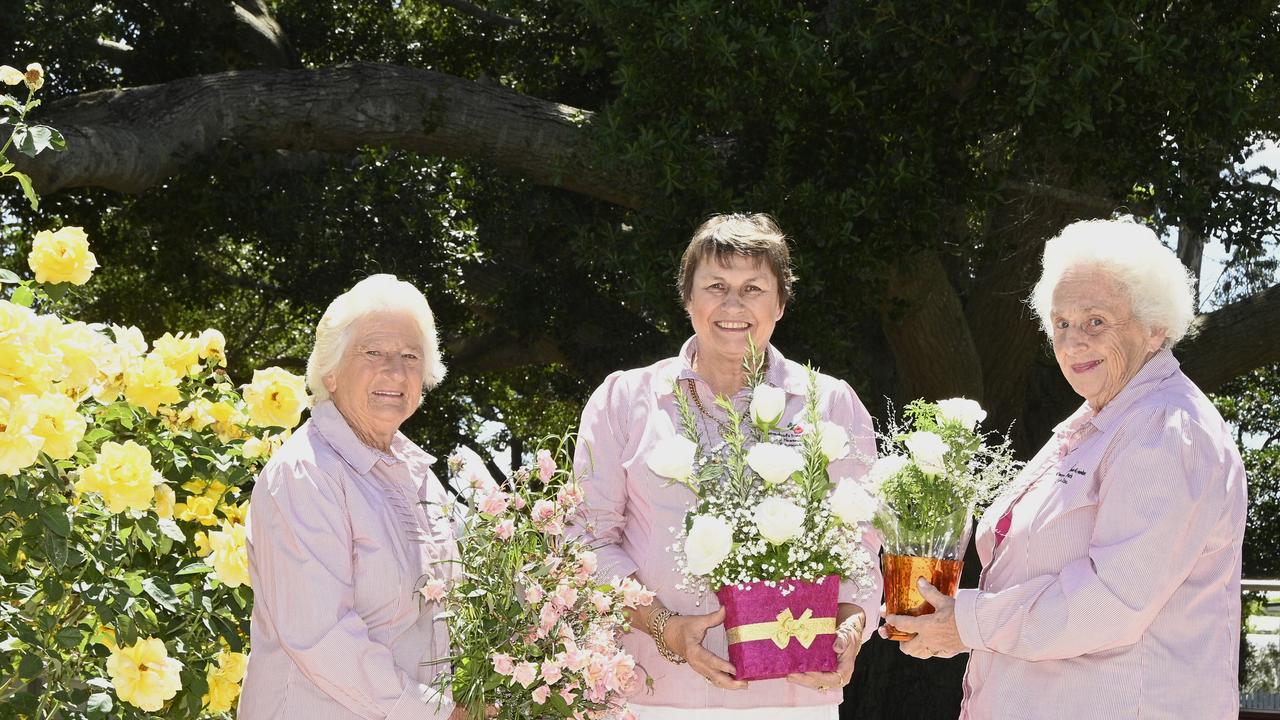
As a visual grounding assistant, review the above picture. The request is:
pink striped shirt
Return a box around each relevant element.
[240,401,458,719]
[572,338,883,710]
[954,350,1246,719]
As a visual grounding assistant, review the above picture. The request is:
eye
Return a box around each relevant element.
[1053,319,1069,330]
[1088,317,1105,327]
[402,352,420,361]
[744,285,763,294]
[707,282,726,292]
[365,349,383,358]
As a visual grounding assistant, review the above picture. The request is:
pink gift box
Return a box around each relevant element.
[715,574,840,681]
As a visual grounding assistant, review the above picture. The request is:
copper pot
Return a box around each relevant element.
[882,553,963,641]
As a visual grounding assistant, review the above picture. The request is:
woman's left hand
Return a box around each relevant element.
[882,579,966,659]
[786,603,865,693]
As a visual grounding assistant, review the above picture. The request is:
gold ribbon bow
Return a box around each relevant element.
[725,608,837,650]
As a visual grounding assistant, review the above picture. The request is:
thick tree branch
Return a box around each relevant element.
[13,62,643,208]
[880,250,985,402]
[1176,282,1280,393]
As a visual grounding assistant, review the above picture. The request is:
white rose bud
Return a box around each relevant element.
[750,384,786,430]
[746,442,805,485]
[865,454,911,492]
[936,397,987,431]
[828,481,879,526]
[684,515,734,575]
[646,435,698,481]
[0,66,23,86]
[815,421,850,461]
[753,496,806,544]
[904,431,948,476]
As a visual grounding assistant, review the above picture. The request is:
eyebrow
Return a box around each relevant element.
[703,274,772,283]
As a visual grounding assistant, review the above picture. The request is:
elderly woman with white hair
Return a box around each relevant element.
[239,274,467,719]
[885,219,1247,719]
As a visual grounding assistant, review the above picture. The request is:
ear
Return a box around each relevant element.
[323,373,338,394]
[775,300,786,322]
[1147,326,1167,352]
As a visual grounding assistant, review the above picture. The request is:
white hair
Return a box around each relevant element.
[306,274,447,403]
[1030,219,1197,348]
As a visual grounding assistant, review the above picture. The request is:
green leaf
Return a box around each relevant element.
[23,98,41,113]
[175,561,212,576]
[54,627,83,649]
[11,125,34,156]
[24,125,55,155]
[17,652,41,678]
[0,268,19,283]
[10,284,34,307]
[42,530,69,569]
[157,518,186,542]
[0,95,19,111]
[39,507,71,538]
[141,577,179,612]
[86,691,113,716]
[12,170,37,210]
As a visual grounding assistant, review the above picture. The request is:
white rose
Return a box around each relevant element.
[646,435,697,480]
[865,454,910,492]
[684,515,734,575]
[936,398,987,431]
[904,431,948,476]
[753,496,806,544]
[828,481,879,526]
[0,66,23,86]
[815,421,850,461]
[746,442,805,485]
[750,384,786,429]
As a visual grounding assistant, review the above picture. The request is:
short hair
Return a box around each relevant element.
[306,274,447,403]
[677,213,796,308]
[1030,219,1196,348]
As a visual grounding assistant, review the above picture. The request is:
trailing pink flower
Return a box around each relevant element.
[480,490,511,517]
[532,684,551,705]
[511,661,538,689]
[495,518,515,540]
[537,449,556,482]
[491,652,516,676]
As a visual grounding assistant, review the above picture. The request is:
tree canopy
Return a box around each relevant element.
[4,2,1279,716]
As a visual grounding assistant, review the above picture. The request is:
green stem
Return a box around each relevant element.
[0,86,35,160]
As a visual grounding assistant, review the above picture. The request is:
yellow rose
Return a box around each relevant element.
[154,484,176,519]
[55,322,113,394]
[202,649,248,713]
[242,366,309,429]
[30,392,86,460]
[152,332,203,376]
[175,495,219,526]
[0,302,55,400]
[197,328,226,366]
[193,530,211,556]
[28,226,97,286]
[220,500,248,526]
[177,398,216,431]
[0,65,23,85]
[123,354,181,414]
[76,440,163,514]
[106,637,183,712]
[208,520,251,588]
[206,401,246,441]
[0,396,43,476]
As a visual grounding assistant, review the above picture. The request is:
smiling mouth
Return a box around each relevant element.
[371,390,404,398]
[714,321,751,331]
[1071,360,1102,373]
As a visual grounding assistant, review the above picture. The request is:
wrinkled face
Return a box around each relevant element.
[685,254,785,362]
[324,311,425,444]
[1050,267,1166,411]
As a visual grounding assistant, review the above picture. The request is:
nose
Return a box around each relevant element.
[1056,324,1089,352]
[382,354,410,378]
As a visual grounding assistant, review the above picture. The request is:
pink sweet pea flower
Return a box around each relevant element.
[557,484,584,509]
[495,518,515,540]
[614,577,655,608]
[480,490,511,517]
[511,494,527,510]
[552,583,579,610]
[419,579,447,603]
[532,684,551,705]
[512,661,538,688]
[537,449,556,482]
[540,661,563,685]
[590,590,612,614]
[532,499,557,523]
[491,652,516,676]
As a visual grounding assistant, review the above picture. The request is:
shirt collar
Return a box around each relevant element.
[1087,349,1180,432]
[649,337,807,396]
[311,400,435,475]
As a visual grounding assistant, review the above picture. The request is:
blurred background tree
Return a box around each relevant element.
[4,1,1278,716]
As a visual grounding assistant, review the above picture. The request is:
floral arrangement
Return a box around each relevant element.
[649,351,876,596]
[431,438,653,720]
[1,64,306,718]
[868,398,1021,558]
[646,346,877,679]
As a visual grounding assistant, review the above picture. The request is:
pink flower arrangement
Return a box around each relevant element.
[433,438,652,719]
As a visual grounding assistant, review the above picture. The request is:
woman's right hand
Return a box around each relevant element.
[663,607,748,690]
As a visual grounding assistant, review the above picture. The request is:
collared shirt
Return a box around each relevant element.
[239,401,458,720]
[954,350,1247,719]
[572,338,883,709]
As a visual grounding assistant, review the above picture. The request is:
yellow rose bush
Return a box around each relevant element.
[0,224,307,716]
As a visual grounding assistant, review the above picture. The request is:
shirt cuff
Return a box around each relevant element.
[595,546,640,583]
[953,588,985,651]
[386,682,454,720]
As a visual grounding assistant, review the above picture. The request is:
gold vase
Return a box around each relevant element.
[882,553,964,641]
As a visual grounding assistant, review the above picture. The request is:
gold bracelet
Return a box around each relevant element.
[649,608,686,664]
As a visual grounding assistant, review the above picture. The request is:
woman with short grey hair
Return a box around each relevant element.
[240,274,466,720]
[886,219,1247,719]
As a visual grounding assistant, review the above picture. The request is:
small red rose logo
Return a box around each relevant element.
[793,424,805,435]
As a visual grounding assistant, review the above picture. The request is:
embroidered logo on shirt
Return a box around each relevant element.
[767,424,804,448]
[1055,466,1086,484]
